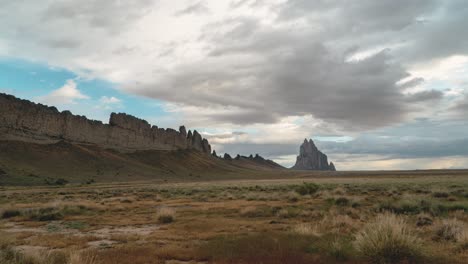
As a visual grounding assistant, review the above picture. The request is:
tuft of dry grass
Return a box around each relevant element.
[0,234,96,264]
[156,207,176,224]
[292,223,321,236]
[435,218,465,242]
[354,213,425,263]
[68,250,98,264]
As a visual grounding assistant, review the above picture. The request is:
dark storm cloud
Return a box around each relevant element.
[134,35,431,129]
[129,0,468,129]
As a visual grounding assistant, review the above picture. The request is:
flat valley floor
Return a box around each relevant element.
[1,172,468,263]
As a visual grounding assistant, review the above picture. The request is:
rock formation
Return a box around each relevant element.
[292,139,336,171]
[223,153,283,169]
[0,93,211,154]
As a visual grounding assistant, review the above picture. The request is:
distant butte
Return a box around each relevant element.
[292,139,336,171]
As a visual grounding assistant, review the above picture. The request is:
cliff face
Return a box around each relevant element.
[0,93,211,153]
[292,139,336,171]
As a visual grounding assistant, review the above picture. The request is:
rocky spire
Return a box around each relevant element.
[292,138,336,171]
[179,126,187,137]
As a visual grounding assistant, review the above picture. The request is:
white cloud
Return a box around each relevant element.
[97,96,123,110]
[38,79,88,105]
[99,96,121,104]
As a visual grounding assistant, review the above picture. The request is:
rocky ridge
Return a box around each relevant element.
[213,152,283,169]
[292,139,336,171]
[0,93,211,154]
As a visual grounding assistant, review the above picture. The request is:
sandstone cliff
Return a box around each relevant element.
[0,93,211,154]
[292,139,336,171]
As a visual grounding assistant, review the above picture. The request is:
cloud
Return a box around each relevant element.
[174,1,210,16]
[99,96,121,104]
[452,95,468,114]
[278,0,438,32]
[203,131,248,144]
[404,90,444,102]
[2,1,466,130]
[38,79,88,105]
[97,96,123,110]
[42,0,156,33]
[133,38,425,129]
[321,136,468,159]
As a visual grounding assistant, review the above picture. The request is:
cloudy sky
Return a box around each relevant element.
[1,0,468,170]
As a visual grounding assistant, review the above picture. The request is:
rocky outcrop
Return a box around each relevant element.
[292,139,336,171]
[0,93,211,154]
[222,153,283,169]
[223,153,232,160]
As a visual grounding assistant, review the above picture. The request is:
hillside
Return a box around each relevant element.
[0,92,288,185]
[0,140,285,186]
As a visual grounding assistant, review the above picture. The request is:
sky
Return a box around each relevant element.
[1,0,468,170]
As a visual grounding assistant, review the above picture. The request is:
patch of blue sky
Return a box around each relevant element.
[0,57,168,124]
[0,57,75,98]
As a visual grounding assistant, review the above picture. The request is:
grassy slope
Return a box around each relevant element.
[0,140,287,186]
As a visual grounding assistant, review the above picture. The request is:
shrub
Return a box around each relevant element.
[416,214,433,227]
[26,207,64,221]
[1,209,21,219]
[45,177,69,185]
[156,207,175,224]
[458,229,468,251]
[277,207,301,218]
[355,213,424,263]
[239,206,278,218]
[335,197,350,206]
[295,182,320,196]
[432,192,449,198]
[326,238,354,261]
[435,219,464,242]
[378,199,422,215]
